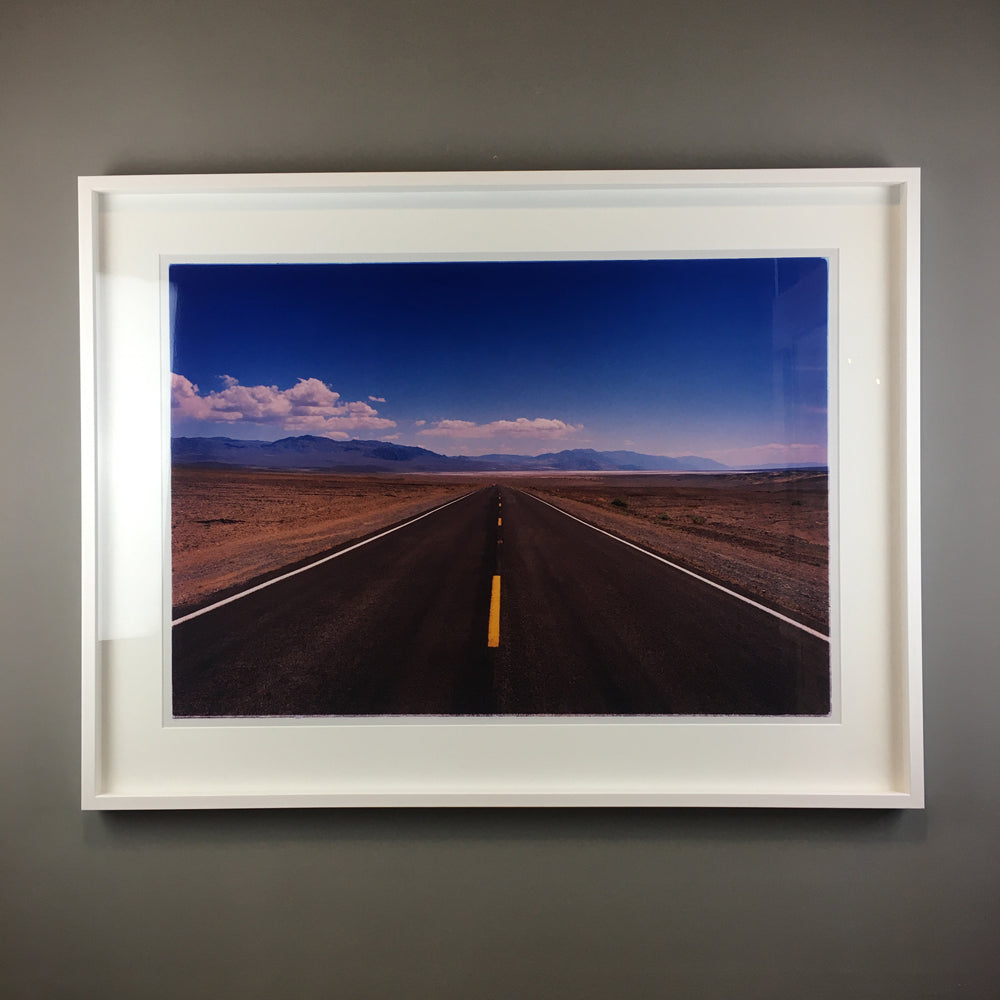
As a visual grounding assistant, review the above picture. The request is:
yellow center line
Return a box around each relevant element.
[497,517,502,526]
[487,575,501,647]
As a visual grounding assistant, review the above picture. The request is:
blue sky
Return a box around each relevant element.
[169,257,828,466]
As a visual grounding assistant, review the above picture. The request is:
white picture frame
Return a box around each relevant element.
[80,168,922,808]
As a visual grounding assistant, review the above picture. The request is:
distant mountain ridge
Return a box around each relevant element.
[171,436,731,473]
[473,447,728,472]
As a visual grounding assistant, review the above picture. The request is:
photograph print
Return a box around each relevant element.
[169,256,831,718]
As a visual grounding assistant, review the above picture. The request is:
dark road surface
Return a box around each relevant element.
[172,485,830,717]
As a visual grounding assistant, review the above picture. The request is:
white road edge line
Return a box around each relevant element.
[519,490,830,642]
[172,490,479,626]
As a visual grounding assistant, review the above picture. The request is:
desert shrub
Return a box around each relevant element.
[690,514,707,525]
[611,497,628,509]
[658,513,672,522]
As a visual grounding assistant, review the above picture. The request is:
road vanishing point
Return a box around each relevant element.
[172,486,830,717]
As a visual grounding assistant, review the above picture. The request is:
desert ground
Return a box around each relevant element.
[171,468,472,613]
[172,467,828,631]
[520,471,829,632]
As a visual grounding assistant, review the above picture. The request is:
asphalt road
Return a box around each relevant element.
[172,485,830,717]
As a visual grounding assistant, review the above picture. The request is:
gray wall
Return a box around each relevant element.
[2,1,997,996]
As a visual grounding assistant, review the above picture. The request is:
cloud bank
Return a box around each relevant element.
[417,417,583,440]
[713,441,827,466]
[171,374,396,440]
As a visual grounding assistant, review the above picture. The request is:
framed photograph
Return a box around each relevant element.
[80,168,922,808]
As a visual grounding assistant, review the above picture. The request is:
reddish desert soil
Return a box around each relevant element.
[519,471,829,631]
[171,467,472,611]
[172,467,828,631]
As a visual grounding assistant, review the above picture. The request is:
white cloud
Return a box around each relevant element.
[417,417,583,440]
[171,374,396,439]
[369,395,386,403]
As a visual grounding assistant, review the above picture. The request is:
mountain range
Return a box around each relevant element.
[171,435,732,473]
